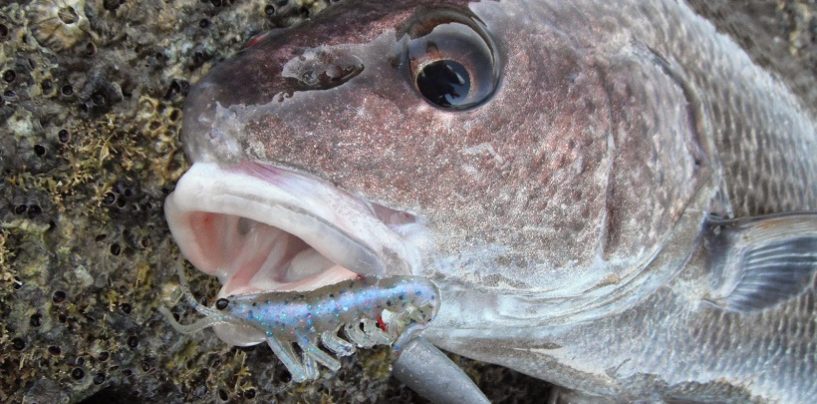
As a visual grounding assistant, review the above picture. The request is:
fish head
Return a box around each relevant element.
[166,0,709,339]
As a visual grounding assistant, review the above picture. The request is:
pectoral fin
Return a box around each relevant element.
[704,213,817,313]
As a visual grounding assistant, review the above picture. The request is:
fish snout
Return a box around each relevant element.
[181,78,253,164]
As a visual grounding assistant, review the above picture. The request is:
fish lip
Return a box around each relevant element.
[164,160,422,297]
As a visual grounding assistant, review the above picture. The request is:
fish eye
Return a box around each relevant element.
[216,298,229,310]
[401,9,501,110]
[416,58,471,109]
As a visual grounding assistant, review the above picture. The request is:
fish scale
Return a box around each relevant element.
[597,1,817,217]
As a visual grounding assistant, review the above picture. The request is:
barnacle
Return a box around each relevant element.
[27,0,96,51]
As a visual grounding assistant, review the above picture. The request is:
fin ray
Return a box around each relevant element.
[705,214,817,313]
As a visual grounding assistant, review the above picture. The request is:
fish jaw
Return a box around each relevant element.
[164,161,428,301]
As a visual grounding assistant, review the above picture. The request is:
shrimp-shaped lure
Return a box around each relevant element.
[159,265,440,382]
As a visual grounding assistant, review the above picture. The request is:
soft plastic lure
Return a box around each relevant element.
[160,266,439,382]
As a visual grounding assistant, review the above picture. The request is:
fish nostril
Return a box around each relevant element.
[282,48,364,91]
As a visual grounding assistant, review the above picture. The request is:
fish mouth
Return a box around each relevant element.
[164,161,424,300]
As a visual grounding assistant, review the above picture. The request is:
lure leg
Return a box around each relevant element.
[344,321,376,347]
[360,318,392,345]
[265,333,308,383]
[297,334,341,372]
[320,329,356,357]
[392,337,490,404]
[301,351,319,380]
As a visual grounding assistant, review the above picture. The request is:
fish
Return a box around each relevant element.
[163,0,817,402]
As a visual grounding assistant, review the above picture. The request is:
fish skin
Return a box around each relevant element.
[177,0,817,401]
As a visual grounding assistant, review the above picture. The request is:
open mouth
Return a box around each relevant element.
[164,161,424,299]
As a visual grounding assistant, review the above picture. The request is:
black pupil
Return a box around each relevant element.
[416,60,470,108]
[216,298,229,310]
